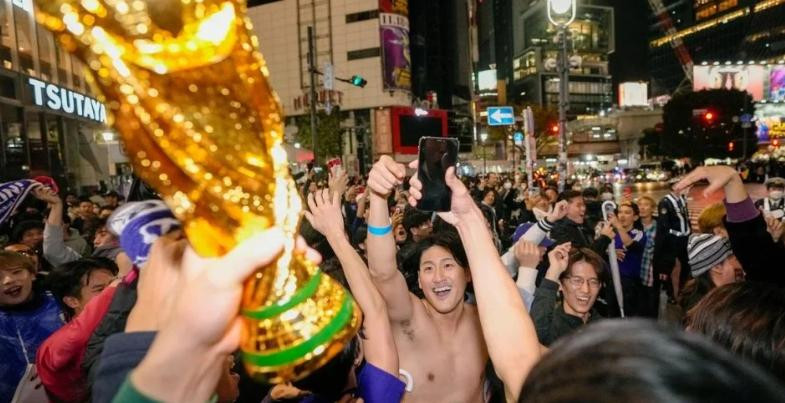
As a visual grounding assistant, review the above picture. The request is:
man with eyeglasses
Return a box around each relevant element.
[530,243,607,346]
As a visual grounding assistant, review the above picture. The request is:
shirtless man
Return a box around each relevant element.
[366,156,540,402]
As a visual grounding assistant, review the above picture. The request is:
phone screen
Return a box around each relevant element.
[416,137,459,212]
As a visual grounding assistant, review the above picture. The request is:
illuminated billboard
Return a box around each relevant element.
[618,82,648,107]
[755,103,785,142]
[771,66,785,102]
[693,65,768,101]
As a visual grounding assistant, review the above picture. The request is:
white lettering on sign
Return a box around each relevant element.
[28,77,107,123]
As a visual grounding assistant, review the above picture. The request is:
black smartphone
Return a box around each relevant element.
[416,137,459,212]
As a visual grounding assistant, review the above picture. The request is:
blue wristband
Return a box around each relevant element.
[367,224,393,236]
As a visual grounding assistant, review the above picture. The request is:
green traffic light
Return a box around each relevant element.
[350,75,367,88]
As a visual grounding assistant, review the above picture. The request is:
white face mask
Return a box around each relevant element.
[503,182,512,190]
[770,190,784,201]
[601,192,614,201]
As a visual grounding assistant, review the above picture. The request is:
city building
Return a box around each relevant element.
[510,0,615,116]
[248,0,475,172]
[648,0,785,96]
[0,0,122,191]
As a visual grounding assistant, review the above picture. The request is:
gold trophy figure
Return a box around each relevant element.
[34,0,360,382]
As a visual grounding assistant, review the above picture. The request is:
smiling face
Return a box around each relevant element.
[71,269,115,316]
[418,245,469,314]
[561,260,602,319]
[617,205,638,230]
[566,196,586,224]
[0,265,34,307]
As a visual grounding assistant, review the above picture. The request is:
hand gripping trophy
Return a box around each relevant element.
[34,0,360,382]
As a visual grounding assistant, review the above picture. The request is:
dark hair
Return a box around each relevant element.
[78,197,93,205]
[560,248,607,283]
[617,201,640,216]
[582,187,599,199]
[686,282,785,382]
[519,320,785,403]
[46,257,118,319]
[403,232,469,276]
[679,273,715,313]
[557,190,582,203]
[402,208,431,234]
[11,220,44,243]
[482,188,496,200]
[292,337,359,401]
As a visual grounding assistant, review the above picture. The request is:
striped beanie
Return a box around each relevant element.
[107,200,180,267]
[687,234,733,277]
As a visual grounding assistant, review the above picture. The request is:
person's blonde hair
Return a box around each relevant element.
[0,250,35,273]
[636,195,656,208]
[698,203,726,234]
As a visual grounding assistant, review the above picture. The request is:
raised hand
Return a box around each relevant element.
[31,185,60,205]
[674,165,746,202]
[514,240,541,269]
[547,200,569,223]
[304,189,345,240]
[407,160,474,225]
[328,166,349,199]
[368,155,406,198]
[545,242,571,281]
[599,221,615,239]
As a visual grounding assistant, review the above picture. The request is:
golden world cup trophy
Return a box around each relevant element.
[34,0,360,382]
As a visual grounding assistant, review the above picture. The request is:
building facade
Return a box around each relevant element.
[510,0,615,116]
[648,0,785,96]
[0,0,124,192]
[248,0,476,172]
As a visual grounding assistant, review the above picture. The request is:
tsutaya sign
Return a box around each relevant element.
[28,78,107,123]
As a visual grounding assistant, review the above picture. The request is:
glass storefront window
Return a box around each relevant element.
[56,42,71,86]
[0,0,12,70]
[12,4,35,75]
[45,115,65,179]
[26,110,47,172]
[37,24,56,82]
[1,104,26,179]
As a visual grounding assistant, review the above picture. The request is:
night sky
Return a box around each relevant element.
[607,0,651,90]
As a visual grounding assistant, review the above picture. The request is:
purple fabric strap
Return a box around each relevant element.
[358,362,406,403]
[724,197,759,223]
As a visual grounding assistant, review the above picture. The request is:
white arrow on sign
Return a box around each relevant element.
[491,109,513,123]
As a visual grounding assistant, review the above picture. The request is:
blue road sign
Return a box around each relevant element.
[487,106,515,126]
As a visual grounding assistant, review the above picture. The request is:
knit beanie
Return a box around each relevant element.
[687,233,733,277]
[106,200,180,267]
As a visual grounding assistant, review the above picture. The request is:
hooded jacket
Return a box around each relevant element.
[0,290,63,402]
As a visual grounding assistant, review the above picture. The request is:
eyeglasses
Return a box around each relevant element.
[565,276,601,289]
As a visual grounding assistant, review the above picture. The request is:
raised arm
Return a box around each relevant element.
[32,186,82,266]
[407,163,540,401]
[305,189,398,374]
[365,156,416,322]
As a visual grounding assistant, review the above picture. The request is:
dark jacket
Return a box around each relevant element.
[530,279,600,346]
[549,217,612,257]
[725,198,785,287]
[92,331,156,403]
[83,271,139,394]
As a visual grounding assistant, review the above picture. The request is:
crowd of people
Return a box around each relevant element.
[1,159,784,403]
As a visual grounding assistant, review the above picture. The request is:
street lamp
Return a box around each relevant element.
[547,0,576,192]
[480,132,489,174]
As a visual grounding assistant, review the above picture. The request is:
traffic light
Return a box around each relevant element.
[704,111,715,124]
[774,138,781,148]
[350,75,367,88]
[728,141,734,152]
[550,124,559,135]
